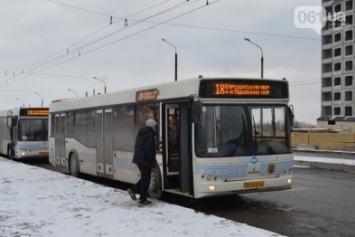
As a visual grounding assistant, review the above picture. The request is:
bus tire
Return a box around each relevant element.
[148,164,163,200]
[69,152,80,177]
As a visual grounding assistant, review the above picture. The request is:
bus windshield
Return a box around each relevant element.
[18,119,48,141]
[195,105,291,157]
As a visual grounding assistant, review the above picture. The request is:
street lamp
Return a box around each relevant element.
[68,88,78,97]
[34,92,43,107]
[93,76,107,94]
[244,38,264,78]
[161,38,178,82]
[16,98,25,107]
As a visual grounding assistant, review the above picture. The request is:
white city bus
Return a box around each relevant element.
[0,107,49,159]
[49,77,294,199]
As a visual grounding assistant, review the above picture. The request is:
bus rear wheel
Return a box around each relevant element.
[148,165,163,199]
[69,153,80,177]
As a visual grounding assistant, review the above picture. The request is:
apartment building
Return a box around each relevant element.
[318,0,355,131]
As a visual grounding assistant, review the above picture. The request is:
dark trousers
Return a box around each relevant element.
[131,165,151,201]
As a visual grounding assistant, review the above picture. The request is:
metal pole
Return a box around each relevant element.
[16,98,25,107]
[174,52,178,82]
[68,89,78,97]
[34,92,44,107]
[244,38,264,78]
[162,38,178,81]
[261,55,264,78]
[93,77,107,94]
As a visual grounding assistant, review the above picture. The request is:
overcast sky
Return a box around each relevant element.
[0,0,321,124]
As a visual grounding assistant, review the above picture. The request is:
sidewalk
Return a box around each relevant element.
[0,157,283,237]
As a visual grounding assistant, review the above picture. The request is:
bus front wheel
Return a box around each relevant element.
[69,153,80,177]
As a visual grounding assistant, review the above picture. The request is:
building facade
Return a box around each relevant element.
[318,0,355,131]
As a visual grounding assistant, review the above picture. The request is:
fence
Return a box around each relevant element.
[291,132,355,151]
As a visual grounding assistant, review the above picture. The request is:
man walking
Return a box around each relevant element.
[128,118,157,205]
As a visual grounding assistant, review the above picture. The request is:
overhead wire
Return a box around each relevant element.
[83,0,220,55]
[3,0,320,83]
[32,0,192,71]
[2,0,213,86]
[2,0,178,77]
[66,0,192,55]
[46,0,115,18]
[1,0,320,87]
[290,81,320,86]
[2,0,194,85]
[27,1,217,78]
[159,22,321,41]
[42,0,179,51]
[35,73,165,82]
[3,0,125,77]
[3,22,110,80]
[44,0,320,41]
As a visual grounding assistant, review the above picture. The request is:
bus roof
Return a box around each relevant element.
[49,77,289,112]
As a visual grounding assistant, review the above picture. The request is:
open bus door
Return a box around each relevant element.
[163,103,192,197]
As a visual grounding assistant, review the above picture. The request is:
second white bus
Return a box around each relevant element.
[0,107,49,159]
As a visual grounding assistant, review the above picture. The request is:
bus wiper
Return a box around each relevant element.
[252,115,275,154]
[255,130,275,154]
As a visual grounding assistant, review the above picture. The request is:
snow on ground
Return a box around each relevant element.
[0,157,284,237]
[294,155,355,166]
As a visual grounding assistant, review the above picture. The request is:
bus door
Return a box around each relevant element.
[95,109,114,178]
[55,113,66,169]
[164,103,192,196]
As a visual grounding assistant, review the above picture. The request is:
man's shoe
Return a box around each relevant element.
[139,200,152,205]
[127,189,137,201]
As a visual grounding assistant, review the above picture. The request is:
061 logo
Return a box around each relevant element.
[294,6,346,35]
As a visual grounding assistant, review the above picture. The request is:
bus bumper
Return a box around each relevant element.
[194,175,293,199]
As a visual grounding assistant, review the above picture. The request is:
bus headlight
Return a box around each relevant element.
[288,178,292,185]
[19,148,28,156]
[209,185,216,191]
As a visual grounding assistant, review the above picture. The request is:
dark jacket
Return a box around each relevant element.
[132,126,156,168]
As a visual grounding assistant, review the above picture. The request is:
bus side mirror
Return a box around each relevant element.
[191,100,202,124]
[288,105,294,127]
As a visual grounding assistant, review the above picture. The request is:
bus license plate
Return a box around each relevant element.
[39,152,49,156]
[244,181,264,189]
